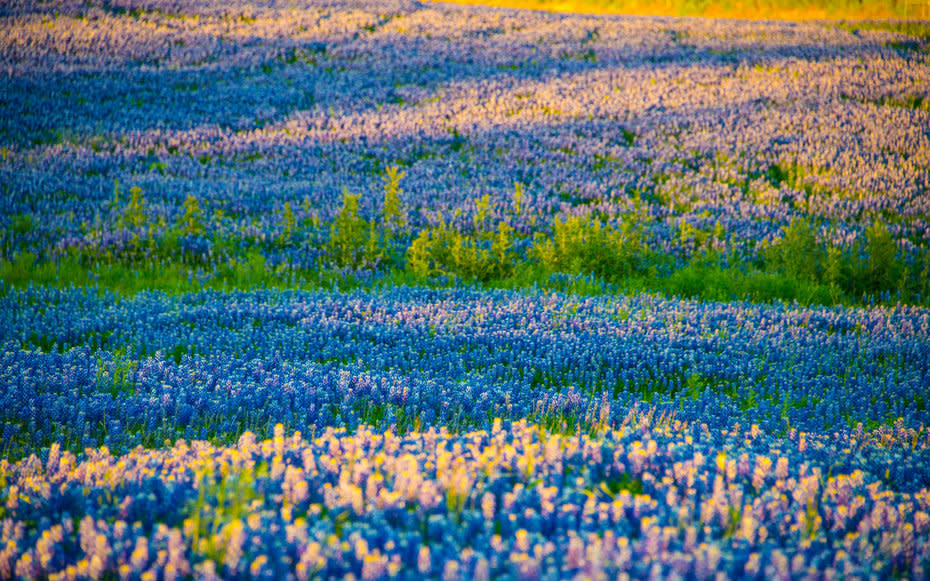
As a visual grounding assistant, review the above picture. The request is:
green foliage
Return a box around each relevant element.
[451,233,494,280]
[10,214,35,236]
[677,220,714,252]
[474,193,492,232]
[109,178,121,209]
[406,228,438,277]
[765,162,799,190]
[280,202,297,243]
[492,221,515,269]
[328,189,371,267]
[620,127,636,146]
[862,221,903,293]
[96,347,137,397]
[183,463,266,561]
[599,473,644,498]
[530,213,645,281]
[6,170,929,309]
[1,249,370,297]
[512,182,525,216]
[761,217,919,303]
[382,166,407,232]
[215,250,275,289]
[406,220,489,280]
[1,252,201,295]
[665,262,834,305]
[0,252,39,288]
[917,251,930,302]
[180,194,205,235]
[824,245,845,304]
[119,186,148,229]
[405,202,516,282]
[766,218,825,282]
[369,166,411,268]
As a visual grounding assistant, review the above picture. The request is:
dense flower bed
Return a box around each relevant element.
[3,419,930,579]
[3,0,930,578]
[2,286,930,577]
[1,0,928,267]
[2,287,929,469]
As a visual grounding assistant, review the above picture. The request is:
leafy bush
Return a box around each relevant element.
[118,186,149,230]
[530,213,645,282]
[278,201,297,244]
[766,218,825,283]
[406,192,516,282]
[328,190,372,267]
[180,194,205,236]
[860,221,904,294]
[382,165,407,234]
[406,219,500,281]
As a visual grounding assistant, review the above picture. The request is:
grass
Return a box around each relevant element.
[0,249,871,309]
[4,176,926,308]
[0,252,208,295]
[431,0,920,20]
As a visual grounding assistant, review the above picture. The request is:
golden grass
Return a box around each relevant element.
[430,0,922,21]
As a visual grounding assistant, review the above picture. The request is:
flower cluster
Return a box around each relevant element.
[0,0,928,268]
[2,285,929,489]
[2,1,930,578]
[2,418,930,580]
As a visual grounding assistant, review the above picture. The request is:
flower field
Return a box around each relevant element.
[2,0,930,579]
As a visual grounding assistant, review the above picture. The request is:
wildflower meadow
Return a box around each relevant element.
[1,0,929,579]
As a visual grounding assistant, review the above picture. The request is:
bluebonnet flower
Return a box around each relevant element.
[2,0,930,579]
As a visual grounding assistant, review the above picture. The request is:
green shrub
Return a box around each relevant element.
[10,214,35,236]
[382,166,407,233]
[406,220,485,280]
[328,189,371,267]
[180,194,205,236]
[118,186,148,229]
[369,166,411,268]
[492,221,515,270]
[405,215,514,282]
[279,202,296,243]
[766,218,825,283]
[474,193,492,233]
[512,182,525,217]
[406,222,451,278]
[863,221,903,294]
[824,245,845,304]
[530,213,644,281]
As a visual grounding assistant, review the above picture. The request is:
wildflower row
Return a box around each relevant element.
[3,0,930,579]
[3,416,930,580]
[1,0,929,303]
[2,285,929,486]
